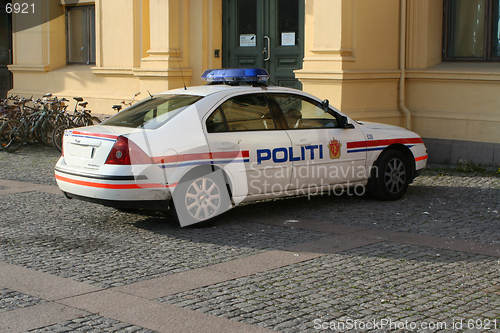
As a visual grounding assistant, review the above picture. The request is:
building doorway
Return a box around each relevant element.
[223,0,304,89]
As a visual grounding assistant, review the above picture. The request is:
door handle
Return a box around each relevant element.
[263,36,270,61]
[294,139,312,146]
[216,142,237,150]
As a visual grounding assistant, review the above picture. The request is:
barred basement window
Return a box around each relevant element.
[443,0,500,61]
[66,5,95,64]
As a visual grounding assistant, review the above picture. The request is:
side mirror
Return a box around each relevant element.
[322,99,329,113]
[339,115,355,129]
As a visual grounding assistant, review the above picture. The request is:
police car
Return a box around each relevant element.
[55,68,427,227]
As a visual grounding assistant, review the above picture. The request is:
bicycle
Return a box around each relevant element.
[0,97,44,152]
[36,95,69,147]
[51,97,101,152]
[106,92,141,120]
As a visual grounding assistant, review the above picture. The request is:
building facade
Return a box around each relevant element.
[6,0,500,165]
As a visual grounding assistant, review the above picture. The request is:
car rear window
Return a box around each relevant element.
[102,95,203,129]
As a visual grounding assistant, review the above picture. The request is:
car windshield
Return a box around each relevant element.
[102,95,203,129]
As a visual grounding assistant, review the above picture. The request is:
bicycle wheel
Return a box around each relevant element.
[80,114,95,127]
[26,114,42,144]
[0,119,26,153]
[52,123,68,153]
[39,115,57,147]
[73,115,87,127]
[91,116,101,125]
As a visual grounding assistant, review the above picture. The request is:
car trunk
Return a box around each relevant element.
[62,126,132,170]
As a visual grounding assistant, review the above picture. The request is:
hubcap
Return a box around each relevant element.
[384,158,406,194]
[185,177,222,220]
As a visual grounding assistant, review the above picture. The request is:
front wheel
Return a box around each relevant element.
[171,171,231,227]
[371,150,411,201]
[0,119,26,153]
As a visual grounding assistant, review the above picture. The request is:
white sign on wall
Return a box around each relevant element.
[240,34,257,47]
[281,32,295,46]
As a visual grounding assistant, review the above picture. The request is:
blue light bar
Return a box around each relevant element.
[201,68,270,83]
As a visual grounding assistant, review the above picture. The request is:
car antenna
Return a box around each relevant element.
[176,49,187,90]
[147,90,153,99]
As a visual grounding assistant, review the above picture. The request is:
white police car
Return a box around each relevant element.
[55,68,427,226]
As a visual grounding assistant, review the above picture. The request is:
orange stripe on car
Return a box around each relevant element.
[55,174,176,189]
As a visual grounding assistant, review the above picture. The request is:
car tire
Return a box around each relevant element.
[171,170,231,227]
[372,149,411,201]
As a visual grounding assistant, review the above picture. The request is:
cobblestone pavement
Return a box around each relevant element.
[0,145,500,332]
[226,171,500,245]
[159,243,500,333]
[0,145,60,186]
[0,288,46,313]
[0,190,328,288]
[26,315,156,333]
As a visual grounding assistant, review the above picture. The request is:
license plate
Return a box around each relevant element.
[69,143,94,158]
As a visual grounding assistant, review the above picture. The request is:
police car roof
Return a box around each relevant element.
[156,84,303,98]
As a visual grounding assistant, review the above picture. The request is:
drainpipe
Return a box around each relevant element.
[399,0,411,130]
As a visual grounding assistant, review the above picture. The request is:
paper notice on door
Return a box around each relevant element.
[281,32,295,46]
[240,34,256,47]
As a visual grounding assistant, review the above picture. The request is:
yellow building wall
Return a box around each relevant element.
[296,0,404,128]
[297,0,500,147]
[8,0,223,118]
[405,0,500,145]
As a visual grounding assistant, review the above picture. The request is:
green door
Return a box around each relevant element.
[223,0,304,90]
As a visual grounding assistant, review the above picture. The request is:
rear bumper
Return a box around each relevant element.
[55,165,175,207]
[62,191,171,211]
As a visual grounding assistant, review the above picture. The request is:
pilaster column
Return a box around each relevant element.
[295,0,354,107]
[297,0,354,75]
[135,0,192,90]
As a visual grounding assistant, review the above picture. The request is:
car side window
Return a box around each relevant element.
[206,108,227,133]
[273,94,339,129]
[206,94,276,133]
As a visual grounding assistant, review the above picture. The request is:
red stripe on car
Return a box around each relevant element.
[71,131,119,140]
[347,138,424,149]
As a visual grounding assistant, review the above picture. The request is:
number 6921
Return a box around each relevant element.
[5,3,35,14]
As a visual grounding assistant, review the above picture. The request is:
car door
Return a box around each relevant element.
[204,92,293,199]
[270,93,367,191]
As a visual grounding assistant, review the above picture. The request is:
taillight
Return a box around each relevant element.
[105,136,152,165]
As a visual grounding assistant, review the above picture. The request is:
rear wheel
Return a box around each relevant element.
[372,150,411,200]
[52,124,68,153]
[171,171,231,227]
[0,119,26,153]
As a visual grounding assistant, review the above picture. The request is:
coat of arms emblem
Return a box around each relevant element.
[329,137,342,159]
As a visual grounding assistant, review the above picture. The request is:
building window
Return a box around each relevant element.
[66,5,95,64]
[443,0,500,61]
